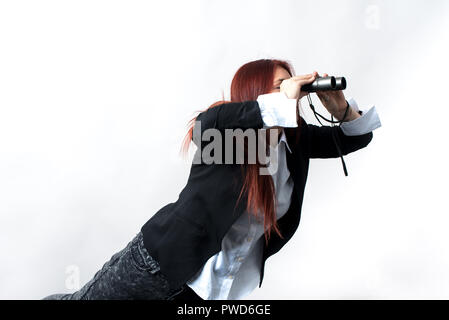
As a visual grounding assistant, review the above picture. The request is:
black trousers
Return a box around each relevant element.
[42,232,203,300]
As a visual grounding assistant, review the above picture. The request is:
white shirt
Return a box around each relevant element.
[186,92,382,299]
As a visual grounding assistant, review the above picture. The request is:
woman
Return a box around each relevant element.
[43,58,380,300]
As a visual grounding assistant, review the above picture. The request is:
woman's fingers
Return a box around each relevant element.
[292,73,316,80]
[297,74,316,87]
[280,71,322,99]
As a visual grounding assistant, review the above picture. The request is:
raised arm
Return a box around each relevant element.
[195,101,264,132]
[301,120,373,159]
[300,99,381,158]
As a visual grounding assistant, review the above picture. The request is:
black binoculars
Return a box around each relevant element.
[301,76,346,92]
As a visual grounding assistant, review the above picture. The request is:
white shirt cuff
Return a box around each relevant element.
[340,98,382,136]
[256,92,298,128]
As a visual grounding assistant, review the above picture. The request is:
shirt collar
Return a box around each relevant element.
[279,129,292,154]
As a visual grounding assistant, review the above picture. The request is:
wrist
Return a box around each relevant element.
[333,101,361,122]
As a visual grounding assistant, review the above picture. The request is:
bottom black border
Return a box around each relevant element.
[2,300,449,319]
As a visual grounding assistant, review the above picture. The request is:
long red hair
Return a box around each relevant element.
[180,59,300,245]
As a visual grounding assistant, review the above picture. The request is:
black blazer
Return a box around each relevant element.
[141,100,373,291]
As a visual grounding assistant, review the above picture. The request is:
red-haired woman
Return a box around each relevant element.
[43,59,381,300]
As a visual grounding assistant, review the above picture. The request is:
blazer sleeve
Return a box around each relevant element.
[192,101,264,145]
[196,101,264,130]
[301,117,373,159]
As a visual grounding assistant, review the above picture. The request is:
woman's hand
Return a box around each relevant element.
[315,72,359,121]
[280,72,318,100]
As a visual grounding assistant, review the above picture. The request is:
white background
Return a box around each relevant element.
[0,0,448,300]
